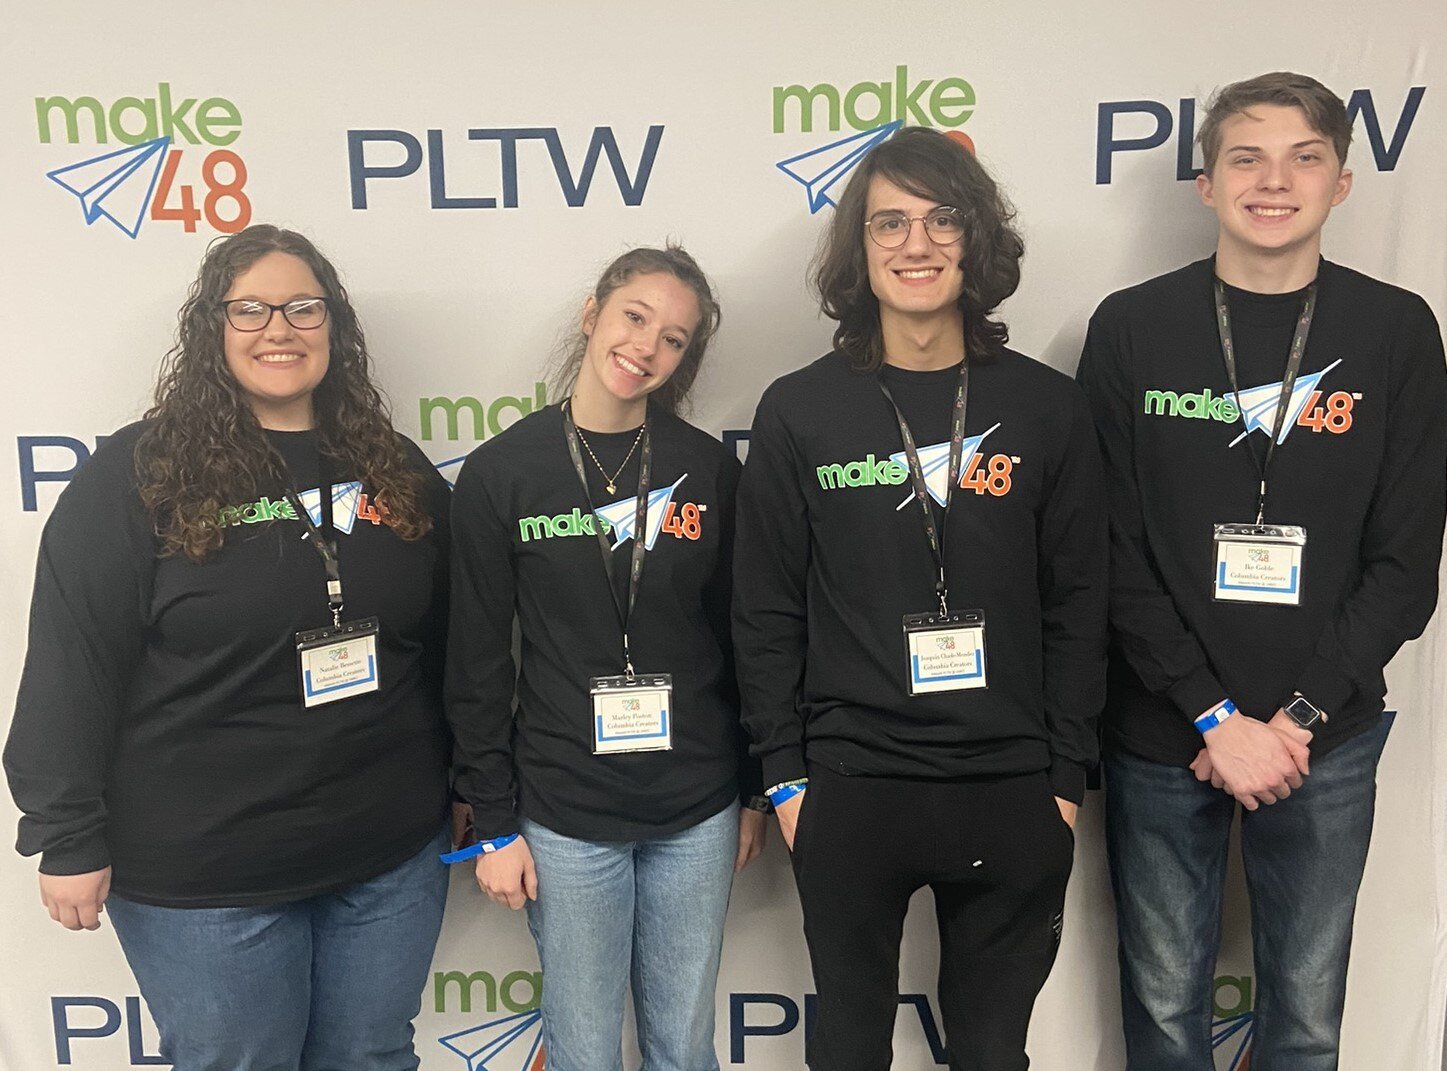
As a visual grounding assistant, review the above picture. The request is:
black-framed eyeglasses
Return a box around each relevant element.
[865,206,965,249]
[219,297,330,332]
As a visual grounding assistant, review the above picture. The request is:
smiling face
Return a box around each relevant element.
[1197,103,1352,263]
[221,251,331,430]
[578,272,701,409]
[863,174,966,325]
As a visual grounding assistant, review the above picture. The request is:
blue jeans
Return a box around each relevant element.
[522,804,739,1071]
[107,827,449,1071]
[1105,717,1390,1071]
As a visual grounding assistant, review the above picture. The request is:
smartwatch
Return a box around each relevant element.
[745,795,774,815]
[1284,693,1326,728]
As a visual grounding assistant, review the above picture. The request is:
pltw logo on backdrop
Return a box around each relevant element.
[347,125,664,210]
[1094,85,1426,183]
[36,84,252,238]
[772,66,979,212]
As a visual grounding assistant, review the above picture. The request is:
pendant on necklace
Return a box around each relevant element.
[606,483,616,494]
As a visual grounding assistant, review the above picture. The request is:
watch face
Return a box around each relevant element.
[1285,696,1322,728]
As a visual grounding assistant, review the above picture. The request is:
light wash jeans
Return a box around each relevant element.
[522,803,739,1071]
[106,827,449,1071]
[1105,716,1391,1071]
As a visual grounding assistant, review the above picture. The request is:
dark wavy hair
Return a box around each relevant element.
[813,126,1024,371]
[135,224,431,560]
[549,244,722,415]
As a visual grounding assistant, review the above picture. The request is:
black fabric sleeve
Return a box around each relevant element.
[4,438,150,875]
[707,457,762,801]
[1037,388,1109,803]
[1077,303,1229,723]
[732,390,812,789]
[1295,297,1447,721]
[444,453,521,841]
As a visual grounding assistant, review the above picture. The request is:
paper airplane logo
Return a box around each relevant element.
[892,424,1000,509]
[777,121,902,213]
[1228,359,1342,447]
[1211,1010,1254,1070]
[297,481,364,535]
[433,453,469,487]
[46,136,171,239]
[594,474,687,551]
[438,1009,545,1071]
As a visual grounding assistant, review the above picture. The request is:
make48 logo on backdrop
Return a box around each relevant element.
[36,83,252,239]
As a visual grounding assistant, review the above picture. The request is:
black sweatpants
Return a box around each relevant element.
[790,764,1074,1071]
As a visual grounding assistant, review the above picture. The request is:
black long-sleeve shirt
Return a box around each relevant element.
[732,350,1107,804]
[446,404,755,843]
[4,422,452,906]
[1077,258,1447,766]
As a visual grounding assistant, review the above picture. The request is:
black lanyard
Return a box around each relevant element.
[561,401,651,679]
[1213,278,1317,524]
[282,458,344,628]
[878,360,969,615]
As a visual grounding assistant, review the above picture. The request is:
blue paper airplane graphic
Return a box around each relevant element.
[594,473,688,551]
[1211,1010,1254,1070]
[439,1009,544,1071]
[777,121,903,213]
[46,136,171,239]
[1228,359,1342,447]
[297,481,363,535]
[892,424,1001,509]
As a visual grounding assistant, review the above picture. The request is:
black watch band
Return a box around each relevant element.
[744,794,774,814]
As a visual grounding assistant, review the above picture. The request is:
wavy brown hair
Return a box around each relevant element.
[136,225,431,560]
[548,244,722,415]
[813,126,1024,371]
[1198,71,1352,173]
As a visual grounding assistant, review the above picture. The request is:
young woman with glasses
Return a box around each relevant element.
[446,245,766,1071]
[4,224,453,1069]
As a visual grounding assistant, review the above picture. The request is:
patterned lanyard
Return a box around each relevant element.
[877,360,969,615]
[1214,278,1317,524]
[561,401,652,678]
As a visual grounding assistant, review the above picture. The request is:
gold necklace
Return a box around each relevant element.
[575,424,645,494]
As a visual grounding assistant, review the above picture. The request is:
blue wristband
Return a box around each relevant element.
[1194,699,1238,735]
[440,831,519,865]
[765,779,808,808]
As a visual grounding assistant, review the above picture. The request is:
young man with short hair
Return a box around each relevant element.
[1077,71,1447,1068]
[735,127,1106,1070]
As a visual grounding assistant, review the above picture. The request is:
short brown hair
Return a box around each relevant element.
[550,244,721,415]
[813,126,1024,372]
[1197,71,1352,173]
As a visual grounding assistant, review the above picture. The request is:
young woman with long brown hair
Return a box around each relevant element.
[5,224,452,1070]
[446,245,766,1071]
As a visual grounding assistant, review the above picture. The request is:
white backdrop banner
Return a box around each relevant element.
[2,3,1443,1069]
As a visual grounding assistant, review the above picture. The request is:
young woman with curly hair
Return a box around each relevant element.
[733,128,1108,1071]
[4,225,453,1070]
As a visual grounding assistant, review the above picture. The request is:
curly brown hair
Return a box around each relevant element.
[135,224,431,560]
[813,126,1024,371]
[548,244,722,415]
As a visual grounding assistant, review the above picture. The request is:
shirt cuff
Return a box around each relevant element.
[468,803,521,844]
[1294,656,1355,717]
[760,746,807,792]
[38,834,112,877]
[1166,666,1231,725]
[1049,757,1088,805]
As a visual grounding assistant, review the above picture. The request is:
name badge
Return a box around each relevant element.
[1212,524,1306,605]
[296,617,381,707]
[903,611,987,695]
[590,674,673,754]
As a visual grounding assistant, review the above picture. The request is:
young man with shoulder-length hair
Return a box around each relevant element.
[1077,71,1447,1068]
[734,126,1107,1071]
